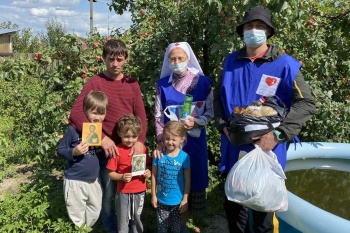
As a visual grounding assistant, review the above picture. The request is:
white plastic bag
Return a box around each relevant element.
[224,146,288,212]
[163,106,201,138]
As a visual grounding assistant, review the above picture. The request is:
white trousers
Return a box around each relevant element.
[64,178,102,227]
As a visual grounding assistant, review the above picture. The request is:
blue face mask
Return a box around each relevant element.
[169,61,188,74]
[243,29,267,48]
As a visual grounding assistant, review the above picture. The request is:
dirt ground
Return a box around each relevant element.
[0,165,230,233]
[201,213,230,233]
[0,164,33,201]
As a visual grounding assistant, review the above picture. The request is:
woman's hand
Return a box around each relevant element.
[152,142,164,159]
[180,116,199,130]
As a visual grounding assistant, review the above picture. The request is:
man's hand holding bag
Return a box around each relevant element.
[224,145,288,212]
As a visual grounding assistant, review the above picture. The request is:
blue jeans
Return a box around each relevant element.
[99,159,117,233]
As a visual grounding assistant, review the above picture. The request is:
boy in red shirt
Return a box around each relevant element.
[107,114,151,233]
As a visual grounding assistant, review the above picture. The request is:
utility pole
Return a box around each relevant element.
[108,11,110,37]
[89,0,97,34]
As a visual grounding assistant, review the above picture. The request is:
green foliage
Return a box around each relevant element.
[0,117,31,180]
[2,33,113,169]
[111,0,350,148]
[0,54,37,80]
[267,0,350,142]
[33,33,109,168]
[10,18,68,53]
[0,117,14,147]
[43,18,67,48]
[0,21,19,29]
[12,28,45,53]
[0,58,43,165]
[0,170,93,232]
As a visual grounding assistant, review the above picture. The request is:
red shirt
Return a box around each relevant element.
[69,73,147,144]
[106,144,151,193]
[249,48,269,62]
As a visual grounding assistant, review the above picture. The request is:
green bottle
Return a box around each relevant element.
[181,94,193,119]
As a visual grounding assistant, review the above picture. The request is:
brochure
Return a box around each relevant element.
[131,154,146,176]
[82,122,102,146]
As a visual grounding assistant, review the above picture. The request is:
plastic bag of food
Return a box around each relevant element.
[224,146,288,212]
[227,96,287,146]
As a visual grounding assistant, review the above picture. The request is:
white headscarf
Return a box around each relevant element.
[159,42,204,80]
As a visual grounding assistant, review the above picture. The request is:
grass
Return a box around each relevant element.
[0,161,227,233]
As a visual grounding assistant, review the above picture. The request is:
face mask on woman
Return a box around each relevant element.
[169,61,188,75]
[243,29,267,48]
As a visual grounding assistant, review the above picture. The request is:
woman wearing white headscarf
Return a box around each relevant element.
[153,42,214,231]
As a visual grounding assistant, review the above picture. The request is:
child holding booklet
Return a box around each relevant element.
[57,91,108,228]
[151,121,191,233]
[106,114,151,233]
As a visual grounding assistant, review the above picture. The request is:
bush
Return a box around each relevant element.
[0,170,93,232]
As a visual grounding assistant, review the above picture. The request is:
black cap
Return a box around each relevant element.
[236,6,275,39]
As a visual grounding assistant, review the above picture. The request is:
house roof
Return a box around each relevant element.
[0,29,18,35]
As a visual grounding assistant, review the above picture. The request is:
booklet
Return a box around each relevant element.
[131,154,146,176]
[82,122,102,146]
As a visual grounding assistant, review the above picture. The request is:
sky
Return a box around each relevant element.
[0,0,132,37]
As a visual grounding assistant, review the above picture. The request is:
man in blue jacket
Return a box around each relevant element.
[214,6,316,233]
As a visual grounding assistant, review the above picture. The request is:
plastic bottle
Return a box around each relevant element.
[181,94,193,119]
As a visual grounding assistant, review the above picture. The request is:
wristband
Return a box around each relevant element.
[273,130,285,142]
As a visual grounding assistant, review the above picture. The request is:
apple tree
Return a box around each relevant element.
[109,0,350,149]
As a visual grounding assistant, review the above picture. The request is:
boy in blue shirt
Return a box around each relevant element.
[57,91,108,228]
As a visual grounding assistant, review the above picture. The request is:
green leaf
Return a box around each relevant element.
[281,1,290,11]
